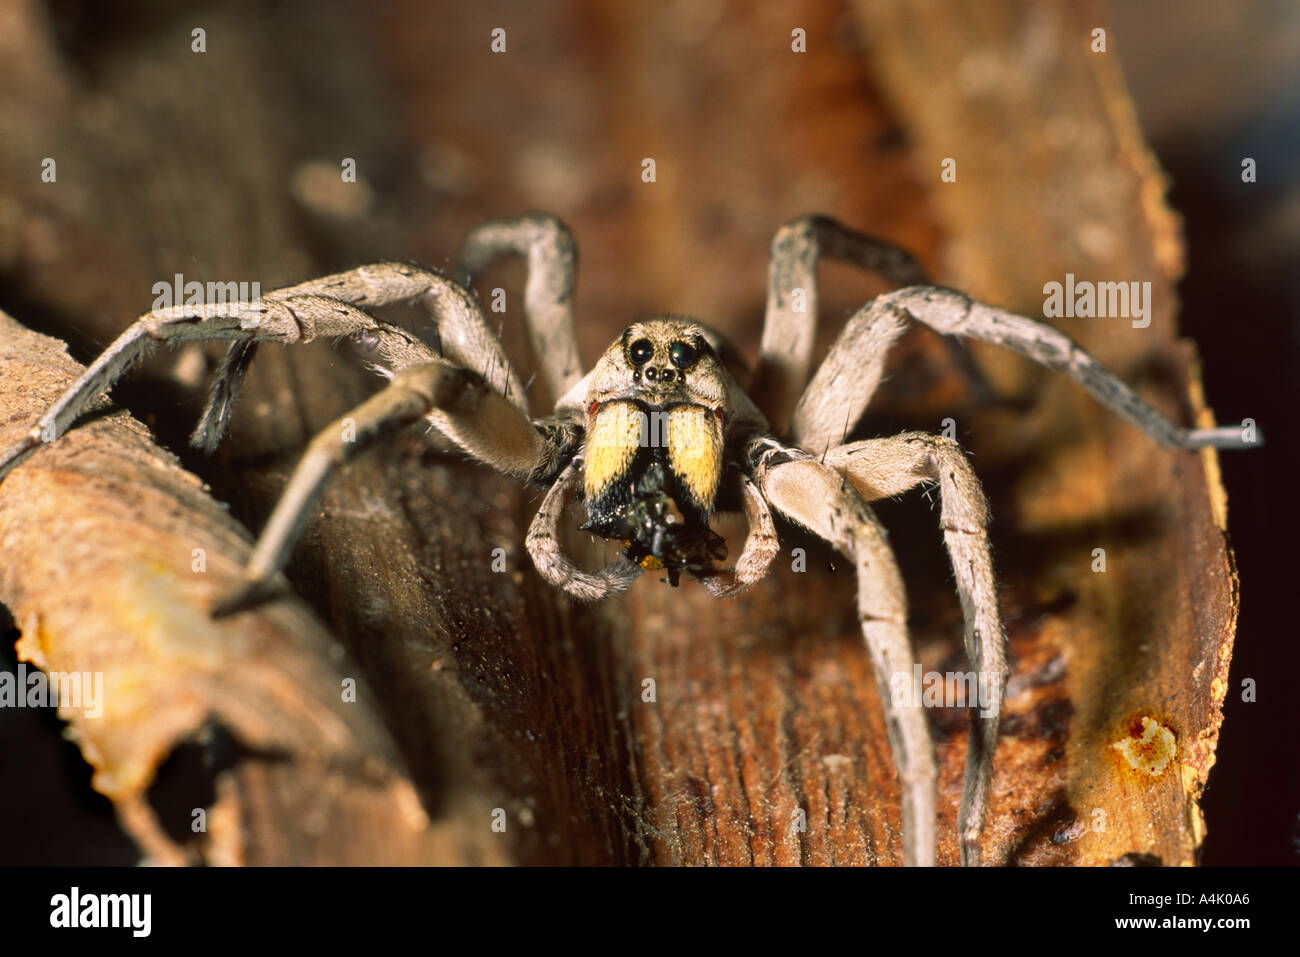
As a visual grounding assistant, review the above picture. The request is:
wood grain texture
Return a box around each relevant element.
[0,309,463,865]
[0,0,1238,865]
[854,0,1239,864]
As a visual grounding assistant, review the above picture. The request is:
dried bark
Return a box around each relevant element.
[853,0,1239,865]
[0,309,477,865]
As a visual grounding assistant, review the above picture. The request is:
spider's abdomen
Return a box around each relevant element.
[580,400,726,584]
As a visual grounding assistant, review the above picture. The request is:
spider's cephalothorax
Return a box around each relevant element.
[0,212,1257,867]
[577,320,737,584]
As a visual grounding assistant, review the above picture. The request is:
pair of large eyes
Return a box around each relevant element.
[627,338,698,370]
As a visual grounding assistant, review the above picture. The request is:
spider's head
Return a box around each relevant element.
[578,319,732,584]
[586,319,730,408]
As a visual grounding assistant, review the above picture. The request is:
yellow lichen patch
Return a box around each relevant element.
[1112,715,1177,777]
[584,401,642,500]
[667,406,722,508]
[1210,676,1226,701]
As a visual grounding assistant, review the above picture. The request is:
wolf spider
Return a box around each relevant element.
[0,213,1256,866]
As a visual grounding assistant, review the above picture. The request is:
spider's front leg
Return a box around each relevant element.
[0,258,526,478]
[193,262,526,452]
[525,458,643,602]
[753,449,938,866]
[786,268,1259,457]
[892,286,1260,450]
[214,356,558,616]
[0,293,430,480]
[700,473,781,598]
[824,432,1008,866]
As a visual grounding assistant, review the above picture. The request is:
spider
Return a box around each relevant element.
[0,213,1257,866]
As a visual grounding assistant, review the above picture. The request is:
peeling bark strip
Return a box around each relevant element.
[854,0,1240,864]
[0,310,441,865]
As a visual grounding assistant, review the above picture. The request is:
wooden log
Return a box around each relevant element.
[0,309,477,865]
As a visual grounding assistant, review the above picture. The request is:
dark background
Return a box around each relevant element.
[1109,2,1300,866]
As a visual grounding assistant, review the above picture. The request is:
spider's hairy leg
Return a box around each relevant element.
[701,474,780,597]
[195,262,525,452]
[752,214,928,434]
[457,213,584,404]
[915,286,1264,449]
[213,357,551,616]
[754,451,937,866]
[825,432,1008,866]
[190,339,259,453]
[791,296,909,456]
[0,294,440,481]
[792,285,1260,454]
[525,459,642,602]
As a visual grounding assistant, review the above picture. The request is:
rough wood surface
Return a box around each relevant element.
[0,0,1238,865]
[854,0,1238,865]
[0,310,463,865]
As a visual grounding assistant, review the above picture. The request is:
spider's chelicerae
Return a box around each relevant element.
[0,214,1257,866]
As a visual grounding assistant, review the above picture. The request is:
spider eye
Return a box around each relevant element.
[669,341,697,370]
[628,338,654,366]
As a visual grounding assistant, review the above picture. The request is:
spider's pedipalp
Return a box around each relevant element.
[525,459,642,601]
[755,454,937,866]
[700,473,779,597]
[825,432,1008,866]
